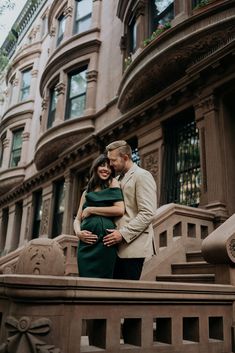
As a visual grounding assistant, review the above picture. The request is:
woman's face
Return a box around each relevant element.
[97,162,112,180]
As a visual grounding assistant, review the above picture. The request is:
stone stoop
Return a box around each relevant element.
[156,251,216,284]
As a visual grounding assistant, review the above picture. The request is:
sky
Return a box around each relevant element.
[0,0,28,46]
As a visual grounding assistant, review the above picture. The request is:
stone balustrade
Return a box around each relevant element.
[0,275,234,352]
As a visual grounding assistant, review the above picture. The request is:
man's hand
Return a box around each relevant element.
[103,229,123,247]
[77,230,98,244]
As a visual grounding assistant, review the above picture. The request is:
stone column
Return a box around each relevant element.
[1,134,10,169]
[53,81,66,126]
[92,0,102,29]
[40,183,54,237]
[138,120,163,208]
[195,94,228,218]
[63,5,74,40]
[10,76,19,106]
[4,204,15,253]
[0,209,6,253]
[2,131,11,169]
[19,131,30,166]
[62,171,75,234]
[172,0,191,25]
[40,97,49,133]
[135,0,146,50]
[19,195,33,246]
[30,69,39,100]
[85,70,98,115]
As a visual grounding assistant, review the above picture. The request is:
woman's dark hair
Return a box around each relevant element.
[86,154,115,192]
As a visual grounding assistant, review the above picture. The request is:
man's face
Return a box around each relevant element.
[107,149,126,173]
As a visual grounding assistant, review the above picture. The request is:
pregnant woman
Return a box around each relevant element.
[73,154,124,278]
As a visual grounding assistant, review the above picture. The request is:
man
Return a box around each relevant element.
[103,140,157,280]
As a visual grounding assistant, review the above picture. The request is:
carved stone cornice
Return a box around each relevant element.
[55,82,66,95]
[49,26,56,37]
[64,5,73,18]
[199,95,219,114]
[41,98,48,111]
[118,11,235,112]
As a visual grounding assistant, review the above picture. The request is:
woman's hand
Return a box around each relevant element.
[81,207,93,220]
[76,230,98,244]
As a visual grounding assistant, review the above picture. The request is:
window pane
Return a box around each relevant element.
[70,71,87,98]
[47,87,57,128]
[70,95,86,118]
[57,15,66,45]
[162,116,201,207]
[10,129,23,167]
[74,0,92,34]
[151,0,174,31]
[20,69,31,101]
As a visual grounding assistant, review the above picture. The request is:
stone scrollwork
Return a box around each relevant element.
[142,150,159,182]
[227,237,235,263]
[0,316,61,353]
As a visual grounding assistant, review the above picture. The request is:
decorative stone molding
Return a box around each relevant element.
[39,199,50,235]
[3,138,10,148]
[49,26,56,37]
[31,69,39,78]
[86,70,98,82]
[134,0,146,17]
[199,95,219,114]
[15,238,65,275]
[22,132,30,141]
[64,5,73,18]
[55,82,66,96]
[13,78,19,87]
[0,316,61,353]
[142,150,158,182]
[41,98,48,111]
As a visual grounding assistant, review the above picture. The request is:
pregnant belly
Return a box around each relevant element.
[81,215,116,237]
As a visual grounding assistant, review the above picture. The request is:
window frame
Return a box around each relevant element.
[73,0,93,35]
[9,128,24,168]
[47,84,58,129]
[56,13,66,46]
[19,68,31,102]
[65,66,88,120]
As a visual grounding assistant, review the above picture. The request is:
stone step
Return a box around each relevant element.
[186,251,205,263]
[172,261,215,275]
[156,273,215,284]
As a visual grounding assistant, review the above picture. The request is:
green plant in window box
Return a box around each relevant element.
[143,22,171,47]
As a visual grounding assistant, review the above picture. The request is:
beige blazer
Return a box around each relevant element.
[116,164,157,258]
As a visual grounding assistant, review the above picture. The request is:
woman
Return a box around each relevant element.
[73,154,124,278]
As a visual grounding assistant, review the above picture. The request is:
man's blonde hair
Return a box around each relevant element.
[106,140,132,159]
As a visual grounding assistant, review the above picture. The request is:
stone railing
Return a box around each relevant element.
[142,203,216,280]
[0,234,79,276]
[0,275,234,353]
[0,204,216,278]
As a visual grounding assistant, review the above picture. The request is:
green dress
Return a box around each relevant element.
[77,187,123,278]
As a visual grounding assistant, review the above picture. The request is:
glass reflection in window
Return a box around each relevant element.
[9,128,23,168]
[20,69,31,101]
[57,14,66,46]
[47,86,57,128]
[66,68,87,119]
[74,0,92,34]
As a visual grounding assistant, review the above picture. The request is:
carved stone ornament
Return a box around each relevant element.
[0,316,61,353]
[227,237,235,263]
[142,151,158,182]
[40,199,50,235]
[15,238,65,276]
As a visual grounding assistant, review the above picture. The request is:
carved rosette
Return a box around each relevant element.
[0,316,61,353]
[227,237,235,264]
[55,82,66,96]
